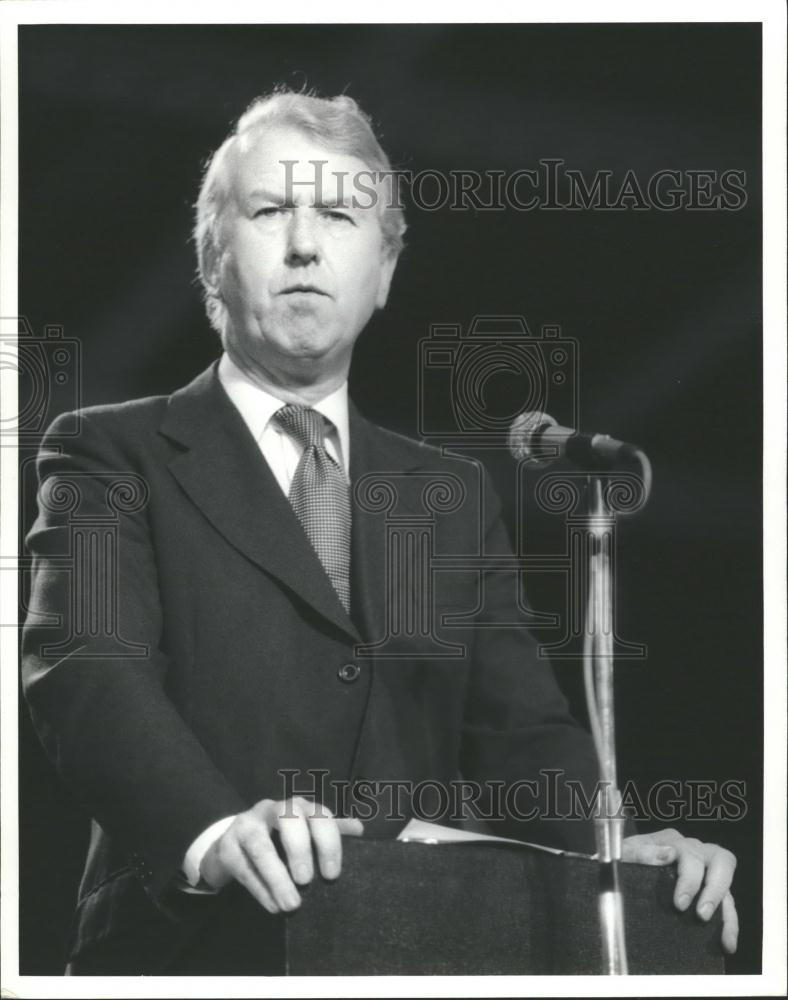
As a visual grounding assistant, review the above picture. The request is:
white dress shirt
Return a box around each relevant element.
[181,352,351,888]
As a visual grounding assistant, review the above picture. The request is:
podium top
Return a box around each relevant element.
[285,837,725,976]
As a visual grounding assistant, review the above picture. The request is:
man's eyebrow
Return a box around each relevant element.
[314,196,357,209]
[247,188,358,211]
[247,188,289,204]
[246,189,359,210]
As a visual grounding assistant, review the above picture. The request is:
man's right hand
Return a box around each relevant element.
[200,797,364,913]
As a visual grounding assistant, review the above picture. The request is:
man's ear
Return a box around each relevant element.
[202,238,225,297]
[202,204,232,296]
[375,250,399,310]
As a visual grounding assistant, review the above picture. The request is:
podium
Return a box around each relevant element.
[285,839,725,975]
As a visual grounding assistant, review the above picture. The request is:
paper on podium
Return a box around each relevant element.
[396,818,596,859]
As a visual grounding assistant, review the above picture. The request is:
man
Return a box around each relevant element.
[21,88,738,975]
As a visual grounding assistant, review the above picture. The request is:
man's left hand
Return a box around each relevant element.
[622,828,738,954]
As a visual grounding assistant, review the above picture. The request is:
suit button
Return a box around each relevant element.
[338,662,361,683]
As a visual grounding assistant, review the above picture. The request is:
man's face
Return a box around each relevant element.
[216,126,397,381]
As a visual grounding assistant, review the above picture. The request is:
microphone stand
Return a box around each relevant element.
[584,475,628,975]
[510,414,652,975]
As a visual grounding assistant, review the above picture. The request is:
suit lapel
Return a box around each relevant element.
[348,404,429,648]
[160,363,360,643]
[348,407,387,647]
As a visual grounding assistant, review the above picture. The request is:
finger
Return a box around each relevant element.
[621,836,677,866]
[200,840,233,890]
[273,804,315,886]
[215,835,279,914]
[305,809,344,880]
[336,817,365,837]
[695,846,737,922]
[720,892,739,954]
[237,821,302,911]
[673,840,706,911]
[646,827,684,845]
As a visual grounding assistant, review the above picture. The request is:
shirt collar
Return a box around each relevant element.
[217,352,350,470]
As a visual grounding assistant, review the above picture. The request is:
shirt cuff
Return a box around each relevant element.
[182,815,237,887]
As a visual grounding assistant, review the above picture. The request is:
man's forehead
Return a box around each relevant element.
[230,125,375,196]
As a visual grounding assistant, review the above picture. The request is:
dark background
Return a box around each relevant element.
[17,23,762,974]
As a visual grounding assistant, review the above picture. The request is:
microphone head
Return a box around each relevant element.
[508,411,557,465]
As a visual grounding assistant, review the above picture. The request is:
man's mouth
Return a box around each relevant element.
[280,284,329,296]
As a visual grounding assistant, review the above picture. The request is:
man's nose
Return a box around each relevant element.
[285,209,320,266]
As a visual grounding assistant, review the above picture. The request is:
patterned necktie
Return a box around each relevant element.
[273,404,351,613]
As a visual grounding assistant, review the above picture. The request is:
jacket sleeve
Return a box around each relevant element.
[458,469,601,855]
[21,410,248,904]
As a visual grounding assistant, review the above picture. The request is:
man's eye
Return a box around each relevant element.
[254,207,286,218]
[323,210,353,223]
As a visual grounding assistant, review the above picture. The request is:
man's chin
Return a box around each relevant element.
[229,316,356,375]
[281,334,338,361]
[267,333,352,377]
[271,320,352,359]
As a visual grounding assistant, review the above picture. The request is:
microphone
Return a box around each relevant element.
[508,412,640,468]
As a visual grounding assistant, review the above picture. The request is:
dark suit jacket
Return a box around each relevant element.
[22,361,599,973]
